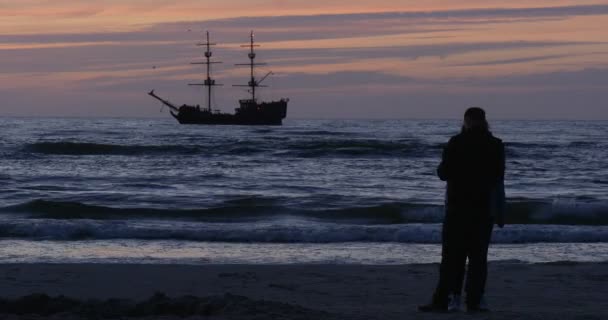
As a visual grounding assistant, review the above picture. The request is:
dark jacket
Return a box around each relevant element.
[437,130,505,216]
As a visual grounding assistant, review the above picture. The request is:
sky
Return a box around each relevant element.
[1,0,608,119]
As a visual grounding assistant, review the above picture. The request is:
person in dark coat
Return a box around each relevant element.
[419,107,505,313]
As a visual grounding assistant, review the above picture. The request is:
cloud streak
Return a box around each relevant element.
[2,2,608,119]
[4,4,608,43]
[448,54,578,67]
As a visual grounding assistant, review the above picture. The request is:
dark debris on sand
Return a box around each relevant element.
[0,292,339,319]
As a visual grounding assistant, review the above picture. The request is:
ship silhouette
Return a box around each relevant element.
[149,31,288,125]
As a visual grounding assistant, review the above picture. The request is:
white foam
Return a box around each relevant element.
[1,219,607,244]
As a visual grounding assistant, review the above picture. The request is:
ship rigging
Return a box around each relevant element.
[148,31,288,125]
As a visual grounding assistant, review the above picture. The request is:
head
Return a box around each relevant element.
[462,107,489,133]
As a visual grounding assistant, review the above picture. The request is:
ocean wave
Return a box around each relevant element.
[506,199,608,225]
[277,139,439,157]
[1,199,281,222]
[567,141,599,147]
[24,142,202,156]
[2,199,608,226]
[22,139,439,158]
[506,142,562,148]
[1,199,436,224]
[505,141,598,148]
[0,219,606,243]
[283,130,357,136]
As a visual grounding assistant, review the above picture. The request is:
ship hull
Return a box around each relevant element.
[172,99,288,126]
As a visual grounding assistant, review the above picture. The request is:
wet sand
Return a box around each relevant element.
[0,262,606,319]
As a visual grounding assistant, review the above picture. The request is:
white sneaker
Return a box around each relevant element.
[447,294,461,312]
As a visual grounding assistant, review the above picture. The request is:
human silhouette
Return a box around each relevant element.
[419,107,505,313]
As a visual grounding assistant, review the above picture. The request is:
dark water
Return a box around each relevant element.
[0,118,607,262]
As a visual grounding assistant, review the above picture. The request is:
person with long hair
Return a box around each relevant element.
[419,107,505,313]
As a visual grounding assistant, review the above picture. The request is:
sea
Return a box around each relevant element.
[0,117,607,265]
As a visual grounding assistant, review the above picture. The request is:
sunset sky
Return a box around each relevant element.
[2,0,608,119]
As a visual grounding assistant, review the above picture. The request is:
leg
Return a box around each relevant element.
[465,218,494,308]
[433,214,467,306]
[451,250,466,297]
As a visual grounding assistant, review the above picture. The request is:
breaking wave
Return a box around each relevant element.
[0,219,606,243]
[1,199,441,224]
[2,199,608,226]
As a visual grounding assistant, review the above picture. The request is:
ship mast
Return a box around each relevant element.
[189,31,222,112]
[234,31,270,102]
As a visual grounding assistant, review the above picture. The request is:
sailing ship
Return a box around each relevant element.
[149,31,288,125]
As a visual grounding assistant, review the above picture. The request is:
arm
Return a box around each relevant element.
[498,141,505,181]
[495,142,506,228]
[437,141,451,181]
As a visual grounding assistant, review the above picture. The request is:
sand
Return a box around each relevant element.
[0,262,606,319]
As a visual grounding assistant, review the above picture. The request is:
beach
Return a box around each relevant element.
[0,262,606,319]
